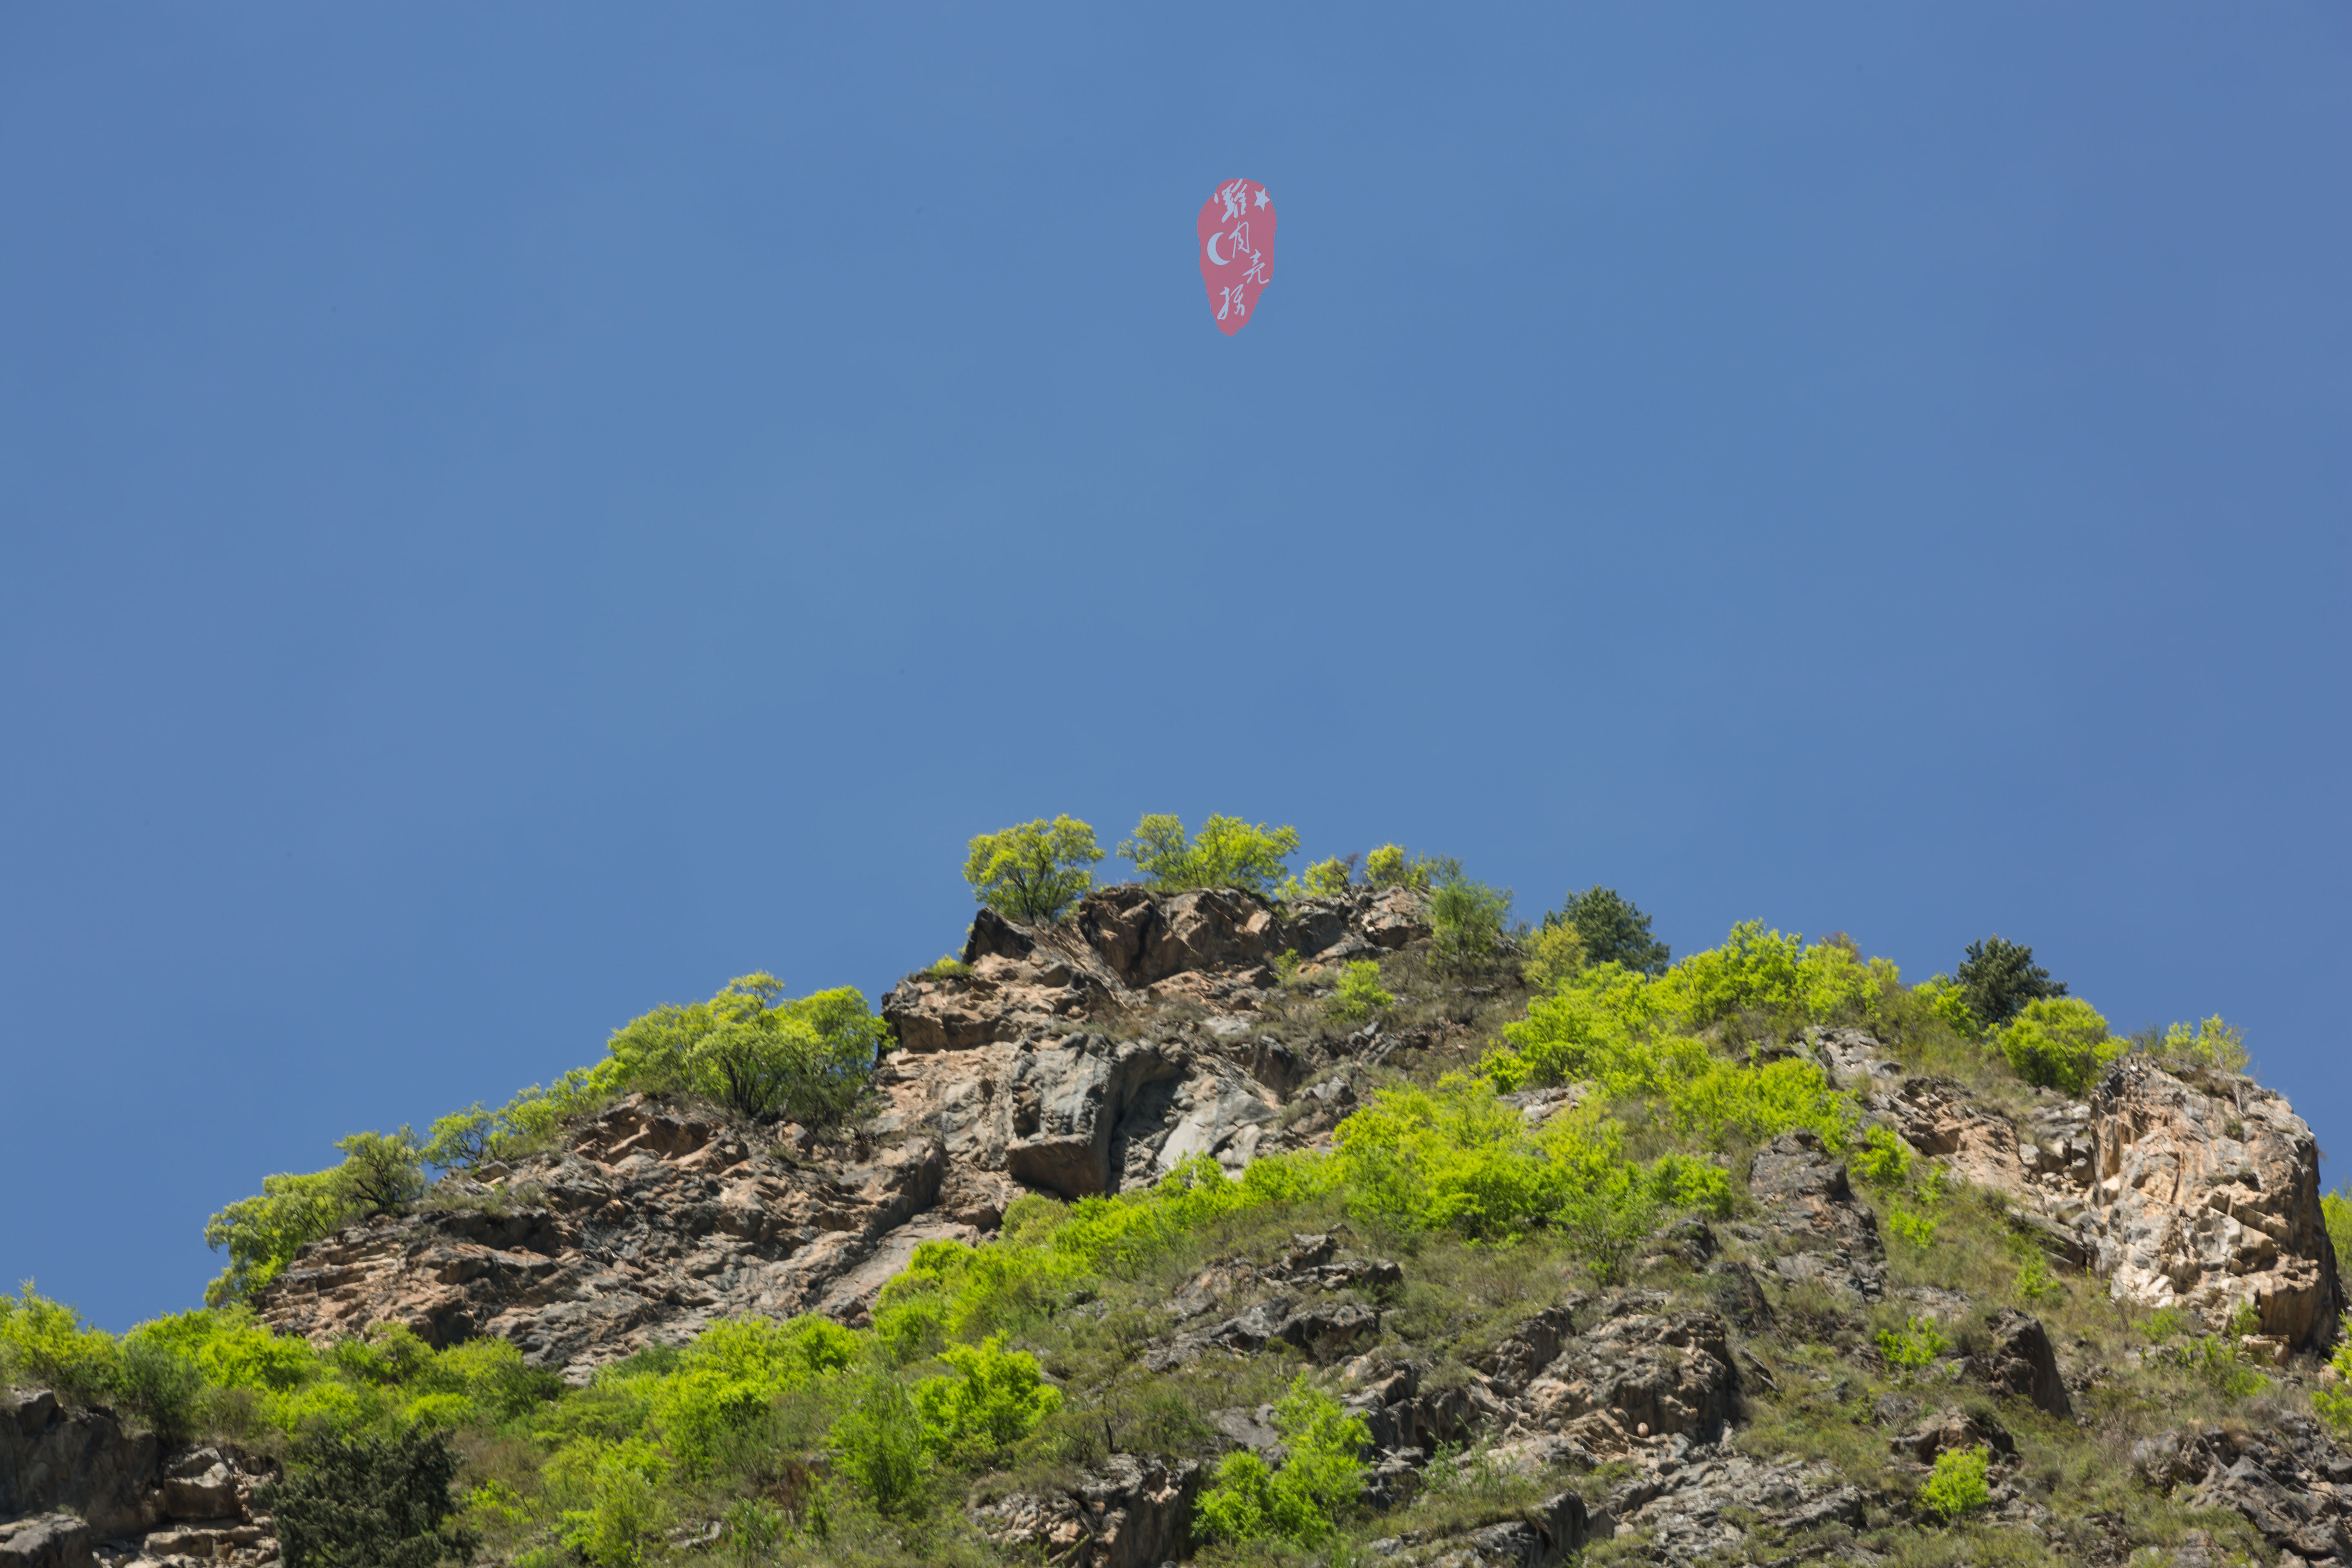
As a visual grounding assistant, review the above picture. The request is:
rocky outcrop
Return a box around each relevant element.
[1870,1047,2342,1349]
[248,885,1429,1378]
[1977,1309,2069,1417]
[254,1097,951,1378]
[971,1455,1200,1568]
[1746,1130,1886,1303]
[2135,1414,2352,1563]
[0,1397,276,1568]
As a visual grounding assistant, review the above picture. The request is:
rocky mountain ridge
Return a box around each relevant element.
[9,882,2350,1567]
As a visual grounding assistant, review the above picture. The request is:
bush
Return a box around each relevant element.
[1955,936,2066,1028]
[604,974,885,1124]
[1850,1127,1913,1188]
[334,1129,427,1216]
[1912,977,1982,1038]
[0,1284,122,1404]
[2137,1015,2250,1074]
[1550,886,1670,976]
[114,1336,206,1440]
[204,1169,361,1307]
[1195,1376,1367,1547]
[2315,1313,2352,1435]
[1429,877,1512,976]
[1996,998,2117,1096]
[1116,813,1300,896]
[1364,844,1457,892]
[909,1334,1061,1463]
[1279,855,1356,901]
[1878,1316,1949,1373]
[829,1373,929,1516]
[1887,1206,1937,1249]
[1327,960,1393,1024]
[1520,921,1586,990]
[962,816,1104,924]
[1920,1446,1991,1522]
[2326,1189,2352,1295]
[262,1425,479,1568]
[421,1106,499,1174]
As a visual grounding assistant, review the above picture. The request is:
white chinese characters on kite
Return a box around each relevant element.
[1196,179,1276,336]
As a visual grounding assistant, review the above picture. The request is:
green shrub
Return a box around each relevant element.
[604,974,885,1125]
[114,1336,206,1440]
[1520,921,1587,990]
[1850,1127,1913,1188]
[910,1334,1061,1463]
[1956,936,2066,1028]
[1887,1207,1937,1250]
[1878,1316,1949,1373]
[421,1106,500,1174]
[1279,856,1356,901]
[1920,1446,1991,1521]
[829,1374,929,1516]
[334,1129,427,1216]
[2138,1015,2250,1074]
[1327,960,1393,1024]
[1364,844,1457,891]
[962,816,1104,924]
[2325,1190,2352,1294]
[1116,813,1300,896]
[2314,1314,2352,1435]
[1914,978,1982,1038]
[1549,886,1670,976]
[548,1437,669,1568]
[1996,998,2117,1096]
[1649,922,1893,1030]
[203,1169,353,1306]
[923,953,971,978]
[1429,877,1512,976]
[0,1284,122,1404]
[1195,1376,1367,1547]
[262,1424,480,1568]
[2013,1252,2056,1306]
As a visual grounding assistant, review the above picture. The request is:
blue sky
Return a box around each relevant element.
[2,6,2345,1329]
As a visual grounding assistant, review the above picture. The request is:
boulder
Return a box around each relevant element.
[971,1454,1200,1568]
[0,1515,90,1568]
[1979,1310,2070,1417]
[0,1389,160,1538]
[1889,1406,2015,1463]
[1517,1307,1739,1445]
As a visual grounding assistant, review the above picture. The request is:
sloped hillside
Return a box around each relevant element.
[7,846,2352,1568]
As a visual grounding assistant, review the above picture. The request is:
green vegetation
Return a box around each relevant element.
[1428,876,1512,977]
[1954,935,2066,1028]
[1116,813,1300,895]
[1278,854,1357,901]
[1919,1446,1992,1522]
[1194,1376,1368,1547]
[1363,844,1459,892]
[1518,920,1586,990]
[262,1425,480,1568]
[604,974,885,1124]
[1326,959,1393,1024]
[1548,886,1670,976]
[1995,997,2117,1095]
[962,817,1104,924]
[2132,1015,2250,1074]
[1876,1315,1949,1373]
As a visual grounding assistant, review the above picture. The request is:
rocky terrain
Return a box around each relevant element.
[7,880,2348,1568]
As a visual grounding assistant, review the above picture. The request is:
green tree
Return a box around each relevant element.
[1278,855,1356,902]
[606,974,886,1125]
[261,1425,479,1568]
[1195,1376,1367,1547]
[334,1129,426,1216]
[420,1105,499,1173]
[1327,960,1393,1024]
[204,1169,354,1306]
[1429,877,1512,976]
[1955,935,2066,1027]
[1116,813,1300,896]
[1997,997,2116,1095]
[1551,886,1670,976]
[962,816,1104,924]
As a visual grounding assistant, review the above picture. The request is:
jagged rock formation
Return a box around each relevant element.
[1866,1045,2344,1347]
[0,1392,276,1568]
[250,886,1427,1379]
[2135,1413,2352,1562]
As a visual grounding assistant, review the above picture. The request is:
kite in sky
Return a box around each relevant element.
[1198,179,1275,334]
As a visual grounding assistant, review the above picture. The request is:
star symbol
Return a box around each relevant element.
[1254,187,1270,209]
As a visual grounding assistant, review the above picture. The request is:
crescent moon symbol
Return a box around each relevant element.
[1204,229,1232,266]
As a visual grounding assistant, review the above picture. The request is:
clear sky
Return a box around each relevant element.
[3,6,2346,1329]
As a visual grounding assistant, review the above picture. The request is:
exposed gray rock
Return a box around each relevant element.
[970,1454,1201,1568]
[1979,1309,2070,1417]
[0,1515,91,1568]
[1747,1131,1886,1303]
